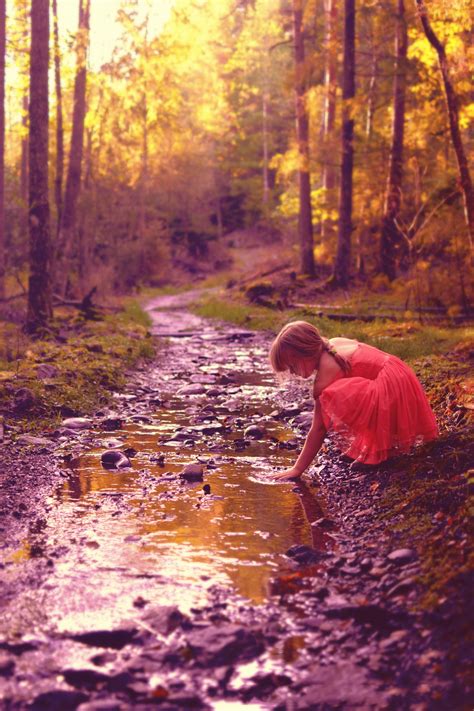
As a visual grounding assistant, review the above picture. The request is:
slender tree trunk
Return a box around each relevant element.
[380,0,408,280]
[293,0,315,277]
[20,94,29,202]
[0,0,5,299]
[27,0,52,332]
[321,0,337,240]
[262,89,270,211]
[333,0,356,286]
[365,50,377,140]
[52,0,63,240]
[57,0,90,297]
[415,0,473,249]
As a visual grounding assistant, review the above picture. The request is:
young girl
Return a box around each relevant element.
[270,321,438,480]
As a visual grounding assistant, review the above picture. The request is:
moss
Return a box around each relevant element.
[0,301,157,433]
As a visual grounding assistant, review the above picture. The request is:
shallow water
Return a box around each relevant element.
[5,387,327,642]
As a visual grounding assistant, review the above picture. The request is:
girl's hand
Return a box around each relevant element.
[273,467,302,481]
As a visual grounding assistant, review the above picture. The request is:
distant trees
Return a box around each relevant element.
[292,0,314,277]
[27,0,52,332]
[0,0,5,299]
[0,0,471,315]
[57,0,90,296]
[333,0,356,287]
[415,0,474,251]
[380,0,408,280]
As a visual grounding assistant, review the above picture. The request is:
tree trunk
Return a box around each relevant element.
[262,88,270,211]
[321,0,337,240]
[57,0,90,297]
[415,0,473,249]
[333,0,355,286]
[293,0,315,277]
[365,49,377,140]
[27,0,52,333]
[52,0,63,240]
[0,0,5,300]
[380,0,408,280]
[20,94,29,202]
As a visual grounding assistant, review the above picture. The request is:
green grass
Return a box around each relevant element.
[191,293,472,362]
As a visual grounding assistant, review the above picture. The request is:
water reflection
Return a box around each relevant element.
[12,372,330,636]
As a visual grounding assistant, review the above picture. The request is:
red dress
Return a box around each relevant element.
[319,343,438,464]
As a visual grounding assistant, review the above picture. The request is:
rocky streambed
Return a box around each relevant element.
[0,293,471,710]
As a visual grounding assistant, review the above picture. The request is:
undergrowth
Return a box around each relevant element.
[0,299,156,433]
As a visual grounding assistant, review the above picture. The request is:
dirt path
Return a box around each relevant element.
[0,294,470,710]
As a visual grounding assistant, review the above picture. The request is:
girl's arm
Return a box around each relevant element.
[273,400,326,480]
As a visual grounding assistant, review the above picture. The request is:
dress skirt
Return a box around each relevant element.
[319,343,439,464]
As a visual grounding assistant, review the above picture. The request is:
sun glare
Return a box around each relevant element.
[58,0,176,69]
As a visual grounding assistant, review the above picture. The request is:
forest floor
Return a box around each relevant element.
[0,242,473,710]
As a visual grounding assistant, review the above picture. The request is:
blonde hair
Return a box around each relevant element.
[269,320,350,374]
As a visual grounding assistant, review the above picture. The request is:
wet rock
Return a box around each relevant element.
[62,417,94,430]
[177,384,207,395]
[293,412,313,429]
[142,605,188,635]
[186,623,264,666]
[286,662,385,710]
[62,668,111,690]
[387,577,416,598]
[17,435,53,448]
[0,651,15,676]
[285,544,322,565]
[37,363,59,379]
[180,464,204,482]
[311,517,337,531]
[77,701,122,711]
[31,690,88,710]
[100,450,132,469]
[70,627,138,649]
[244,424,267,440]
[387,548,416,565]
[13,387,37,412]
[151,453,166,465]
[203,484,211,494]
[100,417,123,431]
[324,600,391,627]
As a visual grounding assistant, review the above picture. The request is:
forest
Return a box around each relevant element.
[0,0,472,326]
[0,1,473,710]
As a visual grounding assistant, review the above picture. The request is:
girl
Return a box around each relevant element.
[269,321,438,480]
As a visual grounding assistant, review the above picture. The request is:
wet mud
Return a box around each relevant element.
[0,293,471,710]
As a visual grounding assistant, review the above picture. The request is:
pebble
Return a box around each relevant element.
[387,548,416,565]
[100,450,132,469]
[62,417,94,430]
[180,463,205,482]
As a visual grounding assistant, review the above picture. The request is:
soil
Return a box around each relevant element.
[0,292,472,711]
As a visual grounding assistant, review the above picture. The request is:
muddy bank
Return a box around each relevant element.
[0,293,472,710]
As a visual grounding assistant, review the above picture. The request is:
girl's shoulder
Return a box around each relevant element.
[313,349,346,397]
[328,337,359,358]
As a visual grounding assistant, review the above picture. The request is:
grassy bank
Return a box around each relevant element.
[0,298,156,434]
[192,291,472,362]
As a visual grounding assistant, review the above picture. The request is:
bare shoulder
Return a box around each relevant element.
[329,337,359,358]
[313,351,344,398]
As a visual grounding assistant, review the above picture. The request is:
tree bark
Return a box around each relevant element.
[0,0,5,299]
[27,0,53,332]
[415,0,473,249]
[293,0,315,277]
[321,0,337,240]
[52,0,64,239]
[333,0,355,287]
[380,0,408,280]
[57,0,90,296]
